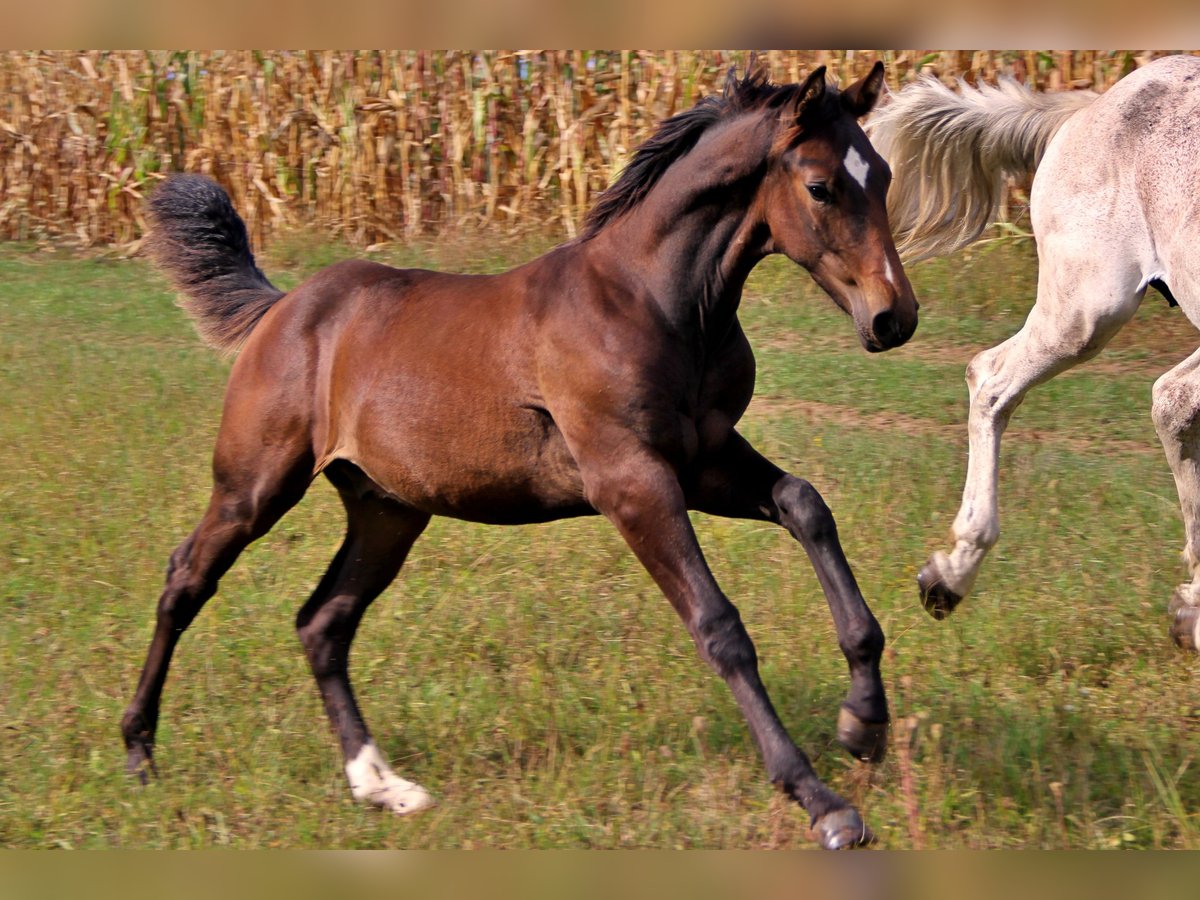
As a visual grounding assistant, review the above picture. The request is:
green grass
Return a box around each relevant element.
[2,236,1198,848]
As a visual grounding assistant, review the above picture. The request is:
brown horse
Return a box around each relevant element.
[121,61,917,849]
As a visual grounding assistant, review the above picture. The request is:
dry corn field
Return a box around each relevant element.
[0,49,1188,249]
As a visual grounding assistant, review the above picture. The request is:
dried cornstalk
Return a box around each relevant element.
[0,50,1179,248]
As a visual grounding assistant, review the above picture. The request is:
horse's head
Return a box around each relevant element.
[760,62,918,352]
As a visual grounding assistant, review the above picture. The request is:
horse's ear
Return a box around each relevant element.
[841,61,886,118]
[773,66,828,153]
[795,65,828,121]
[723,60,741,98]
[746,50,762,79]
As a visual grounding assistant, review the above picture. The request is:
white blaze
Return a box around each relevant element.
[844,146,870,190]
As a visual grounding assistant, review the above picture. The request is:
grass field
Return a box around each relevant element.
[2,234,1199,849]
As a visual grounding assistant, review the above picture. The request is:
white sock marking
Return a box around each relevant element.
[844,146,870,190]
[345,741,433,815]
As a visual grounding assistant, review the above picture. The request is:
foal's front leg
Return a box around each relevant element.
[578,438,872,849]
[688,432,889,763]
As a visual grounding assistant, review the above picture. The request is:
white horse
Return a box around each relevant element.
[868,53,1200,649]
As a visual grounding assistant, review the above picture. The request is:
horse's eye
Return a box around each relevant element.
[807,183,832,204]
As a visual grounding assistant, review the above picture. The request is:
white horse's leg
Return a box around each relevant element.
[1152,347,1200,651]
[918,252,1143,618]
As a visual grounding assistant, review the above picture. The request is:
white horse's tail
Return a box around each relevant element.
[867,76,1098,261]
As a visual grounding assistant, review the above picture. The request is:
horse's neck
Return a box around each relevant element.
[595,117,773,337]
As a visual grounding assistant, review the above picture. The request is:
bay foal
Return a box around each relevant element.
[122,62,917,849]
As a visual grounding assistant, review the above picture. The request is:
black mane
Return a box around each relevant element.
[581,64,824,238]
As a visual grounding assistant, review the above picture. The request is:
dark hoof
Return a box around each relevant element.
[122,716,157,785]
[1169,594,1200,652]
[918,561,962,621]
[837,706,888,763]
[812,807,875,850]
[124,744,157,785]
[125,755,155,785]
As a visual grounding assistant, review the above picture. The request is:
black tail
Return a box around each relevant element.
[146,174,284,354]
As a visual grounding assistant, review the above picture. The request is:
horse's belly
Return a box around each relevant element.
[332,400,591,524]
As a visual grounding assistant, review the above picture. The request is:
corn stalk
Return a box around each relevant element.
[0,50,1181,248]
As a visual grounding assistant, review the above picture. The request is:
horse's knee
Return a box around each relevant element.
[965,346,1027,426]
[154,538,213,632]
[774,477,836,545]
[693,605,757,677]
[155,578,211,634]
[965,348,997,396]
[156,505,257,633]
[839,614,884,668]
[967,355,1014,420]
[296,624,341,678]
[1152,371,1200,442]
[296,606,355,678]
[164,534,195,581]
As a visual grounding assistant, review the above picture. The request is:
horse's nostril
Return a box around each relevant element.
[871,310,898,344]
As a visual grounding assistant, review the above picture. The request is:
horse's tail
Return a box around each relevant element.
[146,174,284,355]
[867,76,1098,261]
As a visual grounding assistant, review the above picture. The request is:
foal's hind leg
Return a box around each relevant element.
[296,463,432,814]
[576,440,871,849]
[121,453,312,779]
[688,432,888,764]
[918,252,1142,618]
[1152,347,1200,651]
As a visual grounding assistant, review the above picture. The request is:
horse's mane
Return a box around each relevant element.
[581,64,823,238]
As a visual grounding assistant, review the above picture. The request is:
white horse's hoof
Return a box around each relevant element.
[1169,588,1200,652]
[918,557,963,621]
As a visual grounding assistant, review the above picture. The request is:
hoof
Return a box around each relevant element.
[372,781,434,816]
[812,807,875,850]
[122,714,157,785]
[1169,595,1200,652]
[124,743,157,785]
[918,561,962,621]
[837,706,888,763]
[347,742,434,816]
